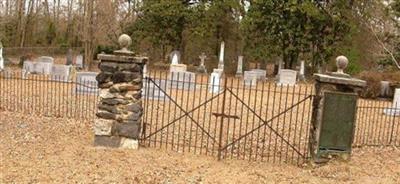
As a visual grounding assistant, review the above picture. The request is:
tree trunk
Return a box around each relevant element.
[84,0,95,70]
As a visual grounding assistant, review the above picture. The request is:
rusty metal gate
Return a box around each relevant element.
[141,71,313,164]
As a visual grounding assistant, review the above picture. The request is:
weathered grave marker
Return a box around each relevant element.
[244,71,258,87]
[33,62,53,75]
[218,41,225,70]
[51,64,71,82]
[0,41,4,71]
[236,56,243,77]
[76,54,83,68]
[169,71,196,90]
[251,69,267,81]
[384,88,400,116]
[66,49,73,65]
[278,69,297,86]
[76,72,99,94]
[197,52,207,73]
[209,72,222,93]
[143,78,168,100]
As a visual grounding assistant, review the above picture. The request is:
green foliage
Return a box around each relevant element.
[46,22,57,45]
[243,0,351,69]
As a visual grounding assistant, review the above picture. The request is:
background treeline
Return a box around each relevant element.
[0,0,399,74]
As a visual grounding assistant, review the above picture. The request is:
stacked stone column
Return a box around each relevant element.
[94,34,147,149]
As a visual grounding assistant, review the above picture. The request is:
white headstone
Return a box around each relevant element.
[384,88,400,116]
[251,69,266,81]
[0,42,4,71]
[37,56,54,63]
[169,71,196,90]
[51,64,71,82]
[33,62,53,74]
[218,41,225,70]
[75,54,83,68]
[209,72,222,93]
[197,53,207,73]
[143,78,168,100]
[23,61,35,73]
[236,56,243,77]
[299,60,305,80]
[244,71,258,87]
[278,69,297,86]
[76,72,99,94]
[172,53,179,65]
[278,60,283,75]
[170,64,187,73]
[143,64,148,77]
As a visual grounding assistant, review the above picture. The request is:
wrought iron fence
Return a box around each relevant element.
[0,70,99,120]
[354,99,399,147]
[141,71,314,165]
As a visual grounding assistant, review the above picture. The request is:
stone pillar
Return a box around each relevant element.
[310,56,366,163]
[94,34,148,149]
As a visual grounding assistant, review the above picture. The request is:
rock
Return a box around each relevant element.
[118,63,142,72]
[98,104,120,114]
[126,102,142,113]
[96,72,112,84]
[120,137,139,149]
[112,71,139,83]
[99,62,118,73]
[96,110,117,120]
[114,122,140,139]
[99,82,113,88]
[102,98,129,105]
[99,89,117,99]
[94,135,121,148]
[94,119,114,136]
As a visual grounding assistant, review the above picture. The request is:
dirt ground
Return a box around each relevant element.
[1,111,400,184]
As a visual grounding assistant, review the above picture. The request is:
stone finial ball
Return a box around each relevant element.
[118,34,132,49]
[336,55,349,70]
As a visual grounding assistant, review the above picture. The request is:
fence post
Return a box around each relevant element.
[94,34,148,149]
[217,76,228,160]
[309,56,366,163]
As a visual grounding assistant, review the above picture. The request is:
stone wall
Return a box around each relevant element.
[94,54,147,149]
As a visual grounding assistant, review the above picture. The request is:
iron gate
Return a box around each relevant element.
[141,71,313,164]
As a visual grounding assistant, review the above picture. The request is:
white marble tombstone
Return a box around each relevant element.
[244,71,258,87]
[278,60,283,75]
[75,72,99,94]
[218,41,225,70]
[169,71,196,90]
[299,60,305,80]
[170,51,187,73]
[51,64,71,82]
[75,54,83,68]
[209,72,222,93]
[197,53,207,73]
[23,61,35,73]
[143,78,168,100]
[0,41,4,71]
[37,56,54,63]
[278,69,297,86]
[33,62,53,74]
[384,88,400,116]
[236,56,243,77]
[251,69,267,81]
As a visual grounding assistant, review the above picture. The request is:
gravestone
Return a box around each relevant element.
[169,71,196,90]
[51,64,71,82]
[34,62,53,74]
[299,60,305,80]
[380,81,390,97]
[278,69,297,86]
[76,72,99,94]
[23,61,35,73]
[278,60,283,75]
[384,88,400,116]
[170,50,187,73]
[76,54,83,68]
[0,41,4,71]
[251,69,267,81]
[197,53,207,73]
[244,71,258,87]
[37,56,54,63]
[236,56,243,77]
[143,78,168,100]
[218,41,225,70]
[66,49,73,65]
[209,72,222,93]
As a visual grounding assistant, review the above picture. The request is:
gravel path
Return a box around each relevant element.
[1,111,399,183]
